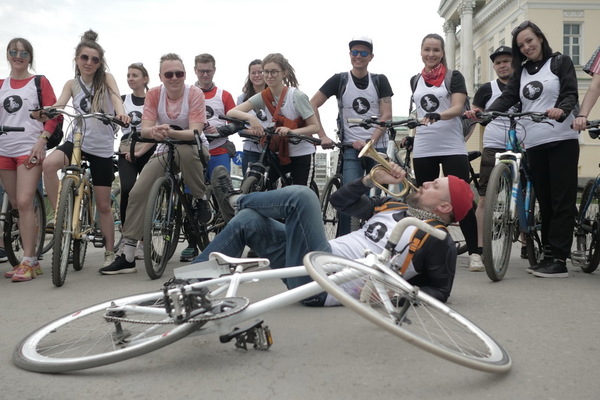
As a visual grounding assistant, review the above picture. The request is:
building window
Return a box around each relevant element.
[475,56,481,89]
[563,23,581,65]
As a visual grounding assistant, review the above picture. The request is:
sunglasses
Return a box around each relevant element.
[79,54,101,65]
[196,69,214,75]
[164,70,185,79]
[350,50,370,57]
[511,21,532,36]
[8,49,30,58]
[262,70,281,77]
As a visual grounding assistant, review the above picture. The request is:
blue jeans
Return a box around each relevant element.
[337,146,386,235]
[193,185,331,292]
[241,150,261,176]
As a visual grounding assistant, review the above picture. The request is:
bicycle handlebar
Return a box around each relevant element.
[472,111,550,124]
[31,107,129,128]
[0,125,25,134]
[347,117,422,130]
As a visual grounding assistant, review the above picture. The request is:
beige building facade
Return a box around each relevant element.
[438,0,600,178]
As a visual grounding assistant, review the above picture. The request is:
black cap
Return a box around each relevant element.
[490,45,512,61]
[349,35,373,52]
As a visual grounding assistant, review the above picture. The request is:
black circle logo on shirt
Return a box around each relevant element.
[206,105,215,119]
[420,94,440,112]
[522,81,543,101]
[364,222,388,242]
[256,109,268,122]
[129,111,142,126]
[80,97,91,113]
[352,97,371,114]
[3,95,23,113]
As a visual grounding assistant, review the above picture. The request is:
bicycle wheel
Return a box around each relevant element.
[240,175,261,194]
[574,180,600,273]
[482,163,513,281]
[525,189,544,268]
[143,177,180,279]
[321,176,341,240]
[52,178,75,287]
[4,189,45,266]
[72,189,92,271]
[309,179,320,198]
[13,292,197,373]
[304,252,511,373]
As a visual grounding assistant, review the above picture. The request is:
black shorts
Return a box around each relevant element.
[55,141,115,187]
[478,147,505,197]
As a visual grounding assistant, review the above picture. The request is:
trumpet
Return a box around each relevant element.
[358,140,418,197]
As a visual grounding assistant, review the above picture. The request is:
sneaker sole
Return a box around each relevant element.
[99,268,137,275]
[532,272,569,278]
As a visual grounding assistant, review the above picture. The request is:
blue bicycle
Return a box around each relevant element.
[478,111,550,281]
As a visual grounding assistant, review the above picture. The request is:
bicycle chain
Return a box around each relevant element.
[103,296,250,325]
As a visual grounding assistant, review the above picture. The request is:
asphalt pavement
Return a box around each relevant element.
[2,241,600,400]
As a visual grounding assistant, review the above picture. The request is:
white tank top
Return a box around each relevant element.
[519,58,578,148]
[413,76,466,158]
[0,77,43,157]
[204,88,227,150]
[340,72,386,148]
[483,80,523,149]
[69,79,115,158]
[121,93,143,137]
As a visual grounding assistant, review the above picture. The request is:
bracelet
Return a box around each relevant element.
[38,135,49,141]
[577,115,588,118]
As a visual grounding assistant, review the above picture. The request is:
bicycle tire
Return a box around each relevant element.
[4,189,45,266]
[240,175,261,194]
[52,178,76,287]
[321,176,341,240]
[13,292,199,373]
[143,177,180,279]
[574,180,600,273]
[309,180,320,199]
[304,252,511,373]
[72,189,92,271]
[482,163,513,281]
[525,189,544,268]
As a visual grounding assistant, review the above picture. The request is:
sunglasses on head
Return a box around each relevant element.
[350,49,370,57]
[8,49,30,58]
[511,21,532,36]
[79,54,100,65]
[164,70,185,79]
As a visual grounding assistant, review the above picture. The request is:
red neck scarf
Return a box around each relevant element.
[421,63,446,87]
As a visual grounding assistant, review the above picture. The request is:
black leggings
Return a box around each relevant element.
[117,147,155,225]
[413,155,479,254]
[527,139,579,260]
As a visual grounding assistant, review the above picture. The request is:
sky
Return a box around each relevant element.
[0,0,445,147]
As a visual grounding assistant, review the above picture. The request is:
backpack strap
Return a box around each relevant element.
[408,73,421,115]
[34,75,43,107]
[398,219,447,276]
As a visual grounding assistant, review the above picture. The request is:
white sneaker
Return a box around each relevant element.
[135,242,144,260]
[468,253,484,272]
[104,250,115,267]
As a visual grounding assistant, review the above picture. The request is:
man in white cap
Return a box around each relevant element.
[310,36,394,236]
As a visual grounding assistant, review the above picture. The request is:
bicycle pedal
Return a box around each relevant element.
[220,320,273,350]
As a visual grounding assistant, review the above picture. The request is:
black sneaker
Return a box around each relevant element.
[180,246,199,262]
[532,259,568,278]
[211,166,236,222]
[196,198,212,224]
[99,255,137,275]
[526,259,548,274]
[0,248,7,263]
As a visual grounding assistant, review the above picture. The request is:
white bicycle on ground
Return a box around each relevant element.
[13,218,511,374]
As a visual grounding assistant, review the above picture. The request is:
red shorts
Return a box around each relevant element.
[0,155,31,170]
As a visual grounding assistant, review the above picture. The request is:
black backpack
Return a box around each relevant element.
[34,75,64,149]
[409,70,475,140]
